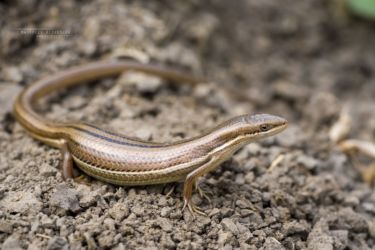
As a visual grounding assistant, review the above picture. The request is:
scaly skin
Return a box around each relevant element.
[13,60,288,215]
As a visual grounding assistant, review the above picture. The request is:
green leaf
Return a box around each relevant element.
[347,0,375,18]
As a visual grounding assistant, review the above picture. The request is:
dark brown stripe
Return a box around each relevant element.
[67,125,163,148]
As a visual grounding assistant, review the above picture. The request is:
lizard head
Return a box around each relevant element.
[215,114,288,143]
[242,113,288,139]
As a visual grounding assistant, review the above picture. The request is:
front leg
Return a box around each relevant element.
[183,156,220,216]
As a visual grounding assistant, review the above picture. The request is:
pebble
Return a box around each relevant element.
[362,202,375,214]
[108,203,130,221]
[217,230,233,246]
[1,234,22,250]
[112,243,126,250]
[235,199,249,209]
[276,125,304,147]
[343,196,360,207]
[329,230,348,249]
[244,172,255,184]
[118,72,162,94]
[184,13,218,44]
[307,219,333,250]
[160,207,173,217]
[220,207,234,217]
[296,154,319,170]
[283,220,310,236]
[208,208,220,217]
[368,220,375,238]
[130,204,144,216]
[49,184,80,213]
[40,214,55,228]
[221,218,239,235]
[0,220,13,233]
[263,237,285,250]
[273,80,309,101]
[39,163,58,177]
[0,191,43,215]
[78,186,101,208]
[0,84,22,120]
[46,237,68,250]
[333,208,368,233]
[97,230,116,248]
[2,66,23,83]
[234,174,245,185]
[306,92,340,125]
[155,217,173,232]
[103,218,116,231]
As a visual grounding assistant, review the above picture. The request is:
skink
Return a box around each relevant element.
[13,60,288,214]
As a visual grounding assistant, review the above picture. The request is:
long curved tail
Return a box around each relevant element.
[13,60,204,148]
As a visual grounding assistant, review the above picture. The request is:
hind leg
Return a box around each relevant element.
[61,140,74,179]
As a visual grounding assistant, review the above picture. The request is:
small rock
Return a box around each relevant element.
[208,208,220,217]
[112,243,126,250]
[134,128,153,141]
[160,207,172,217]
[0,191,43,215]
[329,230,348,250]
[263,237,285,250]
[296,154,319,170]
[343,196,359,207]
[220,207,234,217]
[276,125,304,147]
[103,218,116,231]
[40,214,55,228]
[0,84,22,120]
[362,202,375,214]
[63,95,86,110]
[2,66,23,82]
[273,80,309,101]
[108,203,129,221]
[47,237,68,250]
[244,172,255,184]
[283,220,310,236]
[306,92,340,125]
[155,217,173,232]
[49,184,80,213]
[184,13,218,44]
[119,72,162,94]
[221,218,239,235]
[218,230,233,246]
[39,164,58,177]
[131,204,144,216]
[235,199,249,209]
[78,187,100,208]
[198,217,211,228]
[0,220,13,233]
[2,234,22,250]
[307,219,333,250]
[235,174,245,185]
[97,230,116,248]
[245,143,262,155]
[127,189,137,197]
[368,220,375,238]
[332,208,368,233]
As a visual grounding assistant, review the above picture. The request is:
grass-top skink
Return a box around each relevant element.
[13,60,288,214]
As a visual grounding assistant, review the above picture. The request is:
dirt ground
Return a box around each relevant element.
[1,0,375,249]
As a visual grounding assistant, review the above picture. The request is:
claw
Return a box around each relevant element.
[195,184,212,204]
[182,198,206,217]
[74,175,92,185]
[165,185,175,197]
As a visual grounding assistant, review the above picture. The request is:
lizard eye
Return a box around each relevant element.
[260,124,271,131]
